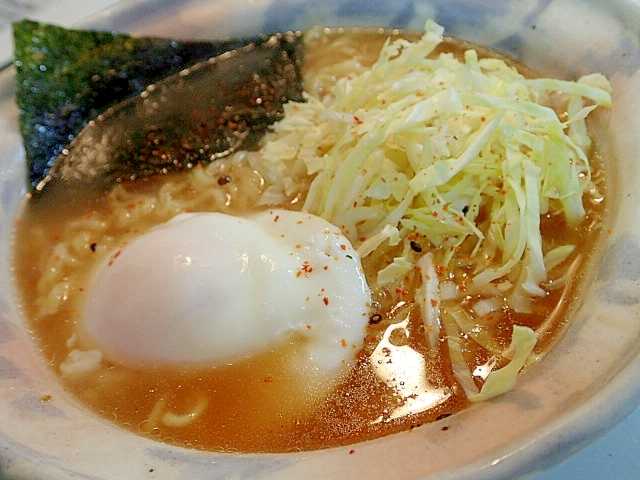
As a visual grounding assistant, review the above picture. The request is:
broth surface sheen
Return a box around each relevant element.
[12,27,608,453]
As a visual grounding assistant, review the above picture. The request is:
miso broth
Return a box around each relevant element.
[12,27,608,453]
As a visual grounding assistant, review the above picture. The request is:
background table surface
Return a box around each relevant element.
[535,405,639,480]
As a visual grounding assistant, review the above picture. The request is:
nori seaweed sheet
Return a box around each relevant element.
[46,33,304,191]
[12,20,297,191]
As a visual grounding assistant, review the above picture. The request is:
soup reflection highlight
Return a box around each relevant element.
[13,25,610,452]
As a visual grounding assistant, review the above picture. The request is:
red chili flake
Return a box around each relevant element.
[359,236,367,242]
[306,325,312,330]
[395,287,408,296]
[435,264,447,277]
[349,449,355,455]
[340,244,347,250]
[323,297,329,306]
[323,265,329,271]
[430,299,439,308]
[108,249,122,266]
[299,261,313,275]
[273,215,280,222]
[353,116,363,124]
[264,376,273,383]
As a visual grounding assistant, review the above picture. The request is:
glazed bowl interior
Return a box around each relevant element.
[1,1,640,479]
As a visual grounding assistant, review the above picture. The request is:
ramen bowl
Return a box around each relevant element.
[1,0,639,479]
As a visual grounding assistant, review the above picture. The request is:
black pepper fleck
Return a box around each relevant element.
[409,240,422,252]
[217,175,232,185]
[90,242,97,252]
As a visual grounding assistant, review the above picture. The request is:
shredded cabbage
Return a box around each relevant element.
[416,252,441,347]
[443,311,537,402]
[253,20,610,402]
[471,325,537,402]
[257,20,610,311]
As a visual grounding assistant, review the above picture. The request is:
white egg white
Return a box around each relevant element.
[81,209,371,377]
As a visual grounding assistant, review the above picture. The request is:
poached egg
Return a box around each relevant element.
[81,209,371,376]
